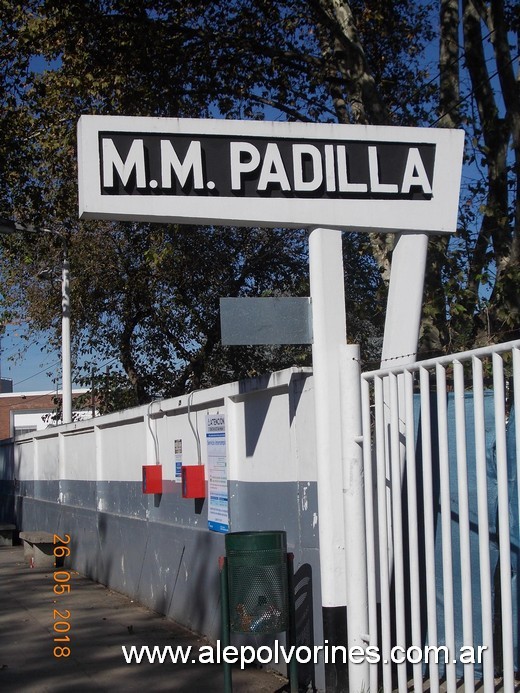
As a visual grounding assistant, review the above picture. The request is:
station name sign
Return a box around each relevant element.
[78,116,464,234]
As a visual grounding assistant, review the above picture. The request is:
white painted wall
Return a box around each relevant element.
[1,367,324,689]
[12,367,315,489]
[12,409,93,434]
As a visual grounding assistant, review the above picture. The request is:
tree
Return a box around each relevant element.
[0,1,517,408]
[287,0,519,351]
[0,0,386,405]
[422,0,520,352]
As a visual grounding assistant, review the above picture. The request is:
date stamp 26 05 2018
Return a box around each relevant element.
[52,533,72,658]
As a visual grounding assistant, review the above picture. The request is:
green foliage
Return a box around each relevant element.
[0,0,518,409]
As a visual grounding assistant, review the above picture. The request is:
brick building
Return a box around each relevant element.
[0,388,92,439]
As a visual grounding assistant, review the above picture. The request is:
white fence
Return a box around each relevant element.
[361,340,519,692]
[2,339,519,692]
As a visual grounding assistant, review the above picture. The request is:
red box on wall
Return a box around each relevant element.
[182,465,206,498]
[142,465,163,494]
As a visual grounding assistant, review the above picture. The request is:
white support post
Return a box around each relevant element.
[309,227,347,612]
[340,343,369,691]
[309,228,348,689]
[379,232,428,690]
[309,228,369,691]
[381,232,428,369]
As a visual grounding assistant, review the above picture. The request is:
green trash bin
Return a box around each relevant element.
[225,531,289,635]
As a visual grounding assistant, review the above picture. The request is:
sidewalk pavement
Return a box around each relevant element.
[0,545,289,692]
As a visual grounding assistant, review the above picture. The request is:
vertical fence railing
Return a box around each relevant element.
[472,354,495,692]
[453,359,475,692]
[360,339,520,692]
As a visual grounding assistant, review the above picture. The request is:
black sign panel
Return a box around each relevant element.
[99,132,436,201]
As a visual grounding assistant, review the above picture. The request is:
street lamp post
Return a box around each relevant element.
[0,217,73,424]
[60,245,72,424]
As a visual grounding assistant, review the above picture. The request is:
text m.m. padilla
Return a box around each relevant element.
[100,135,436,200]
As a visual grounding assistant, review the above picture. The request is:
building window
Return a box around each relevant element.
[14,426,38,437]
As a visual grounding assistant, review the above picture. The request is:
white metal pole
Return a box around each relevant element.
[492,353,514,691]
[389,371,408,692]
[308,227,348,687]
[419,365,440,692]
[453,360,475,691]
[435,363,457,690]
[404,369,424,693]
[374,375,393,692]
[361,376,380,693]
[340,343,369,691]
[472,356,495,690]
[61,254,72,424]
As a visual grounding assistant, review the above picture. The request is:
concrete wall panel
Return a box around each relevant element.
[0,368,322,683]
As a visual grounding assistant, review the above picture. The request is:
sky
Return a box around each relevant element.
[1,325,66,393]
[1,322,118,394]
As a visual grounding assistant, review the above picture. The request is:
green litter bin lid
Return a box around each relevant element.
[225,530,287,555]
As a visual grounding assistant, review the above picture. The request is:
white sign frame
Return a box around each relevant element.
[78,115,464,234]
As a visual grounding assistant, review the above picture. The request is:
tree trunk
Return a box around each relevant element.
[462,0,518,341]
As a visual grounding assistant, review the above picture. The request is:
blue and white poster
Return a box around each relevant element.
[206,414,229,533]
[174,439,182,483]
